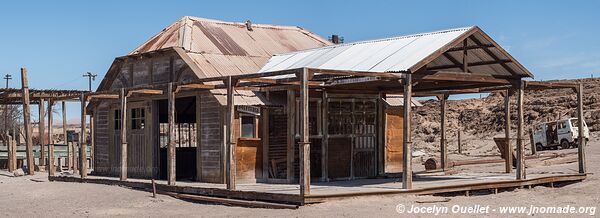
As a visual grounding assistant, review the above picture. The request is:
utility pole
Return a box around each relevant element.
[4,74,12,89]
[83,72,97,91]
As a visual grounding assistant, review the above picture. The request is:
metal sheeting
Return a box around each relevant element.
[383,95,422,107]
[258,27,532,78]
[211,89,269,106]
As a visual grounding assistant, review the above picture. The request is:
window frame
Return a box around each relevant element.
[239,113,258,139]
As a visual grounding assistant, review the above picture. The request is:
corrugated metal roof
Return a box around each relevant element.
[258,26,532,78]
[384,95,422,107]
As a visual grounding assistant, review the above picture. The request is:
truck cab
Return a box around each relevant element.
[532,118,590,151]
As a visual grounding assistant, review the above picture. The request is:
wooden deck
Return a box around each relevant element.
[49,171,586,207]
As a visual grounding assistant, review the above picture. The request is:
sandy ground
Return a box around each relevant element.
[1,137,598,217]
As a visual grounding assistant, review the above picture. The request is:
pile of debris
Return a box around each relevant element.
[411,78,600,155]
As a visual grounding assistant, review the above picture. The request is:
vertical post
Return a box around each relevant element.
[504,89,512,173]
[440,94,448,170]
[120,88,128,181]
[463,40,468,72]
[90,112,95,170]
[6,130,15,172]
[402,74,413,189]
[321,91,329,181]
[80,93,87,178]
[21,68,34,175]
[516,81,525,180]
[39,99,46,167]
[48,100,55,177]
[577,83,586,173]
[457,129,462,154]
[529,128,536,155]
[62,101,71,170]
[286,89,296,182]
[225,77,235,190]
[377,92,384,176]
[167,82,176,185]
[299,68,310,196]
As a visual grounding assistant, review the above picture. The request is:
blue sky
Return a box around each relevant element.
[0,1,598,121]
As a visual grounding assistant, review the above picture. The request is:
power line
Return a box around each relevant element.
[83,72,97,91]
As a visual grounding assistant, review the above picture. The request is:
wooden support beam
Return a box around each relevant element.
[47,100,55,177]
[119,88,127,181]
[402,74,413,189]
[463,40,468,73]
[414,71,513,84]
[80,93,87,178]
[440,93,449,170]
[577,84,586,173]
[446,44,495,52]
[21,68,34,175]
[87,94,120,100]
[167,83,176,185]
[426,60,512,71]
[90,112,95,171]
[175,84,216,93]
[525,81,579,90]
[62,101,71,170]
[286,89,296,182]
[39,98,46,168]
[516,81,525,180]
[127,89,164,97]
[468,35,519,76]
[225,77,236,190]
[321,91,329,181]
[299,68,310,197]
[504,89,512,173]
[308,68,404,79]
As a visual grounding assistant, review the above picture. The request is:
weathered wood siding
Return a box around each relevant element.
[385,106,404,173]
[198,91,224,183]
[93,103,111,175]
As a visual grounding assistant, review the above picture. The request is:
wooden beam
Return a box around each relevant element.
[286,90,296,182]
[462,40,468,73]
[62,101,71,170]
[120,88,128,181]
[90,111,95,171]
[299,68,310,197]
[21,68,34,175]
[225,77,236,190]
[308,68,404,79]
[167,83,176,185]
[402,74,413,189]
[577,83,586,173]
[39,98,46,168]
[414,71,513,84]
[504,89,512,173]
[426,60,512,71]
[80,93,88,178]
[127,89,164,97]
[175,83,216,93]
[446,44,495,52]
[468,35,519,76]
[525,81,579,90]
[321,91,329,181]
[47,100,55,177]
[440,93,448,170]
[516,81,525,180]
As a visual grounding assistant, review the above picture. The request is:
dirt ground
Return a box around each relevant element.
[1,136,598,217]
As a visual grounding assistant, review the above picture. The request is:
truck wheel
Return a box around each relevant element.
[560,140,570,150]
[536,143,543,152]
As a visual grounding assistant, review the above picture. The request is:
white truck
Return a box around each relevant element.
[532,118,590,151]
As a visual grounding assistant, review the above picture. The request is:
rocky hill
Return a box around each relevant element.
[411,78,600,155]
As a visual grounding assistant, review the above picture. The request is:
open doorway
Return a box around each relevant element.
[156,96,197,181]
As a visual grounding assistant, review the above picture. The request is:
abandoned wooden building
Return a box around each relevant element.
[35,16,586,205]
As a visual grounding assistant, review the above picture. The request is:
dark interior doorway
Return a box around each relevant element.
[156,96,197,181]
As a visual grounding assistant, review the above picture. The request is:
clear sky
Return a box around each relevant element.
[0,1,598,121]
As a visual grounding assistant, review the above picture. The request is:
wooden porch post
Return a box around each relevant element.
[167,82,176,185]
[440,93,448,170]
[39,98,46,168]
[120,88,128,181]
[80,93,87,178]
[286,89,295,182]
[402,73,413,189]
[62,101,71,170]
[299,68,310,196]
[225,77,236,190]
[90,111,95,170]
[21,68,34,175]
[504,89,512,173]
[321,91,329,181]
[48,100,55,177]
[577,83,587,173]
[516,81,525,180]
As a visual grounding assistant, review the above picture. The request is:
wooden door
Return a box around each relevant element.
[384,106,404,173]
[127,101,152,178]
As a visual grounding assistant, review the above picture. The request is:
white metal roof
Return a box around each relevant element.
[258,26,532,78]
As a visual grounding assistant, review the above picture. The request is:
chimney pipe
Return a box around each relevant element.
[331,35,340,44]
[245,20,253,31]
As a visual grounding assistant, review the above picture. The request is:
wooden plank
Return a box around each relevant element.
[415,71,513,84]
[299,68,310,197]
[577,84,586,173]
[167,83,176,185]
[48,100,55,177]
[321,91,329,181]
[120,88,128,181]
[402,75,412,189]
[504,90,512,173]
[175,84,216,93]
[468,35,518,76]
[39,99,46,168]
[516,81,525,180]
[62,101,71,170]
[286,90,295,182]
[21,68,34,175]
[90,111,95,171]
[462,40,468,72]
[308,68,403,79]
[127,89,164,96]
[440,94,448,170]
[261,107,269,181]
[80,93,88,178]
[225,77,236,190]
